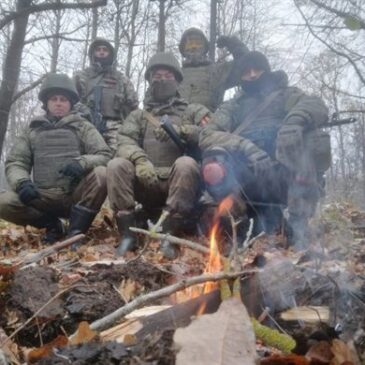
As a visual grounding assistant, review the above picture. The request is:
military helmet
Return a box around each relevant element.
[179,27,209,55]
[38,73,79,104]
[88,37,115,60]
[145,52,183,82]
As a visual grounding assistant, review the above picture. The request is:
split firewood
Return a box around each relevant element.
[280,306,330,324]
[129,227,209,253]
[90,270,253,332]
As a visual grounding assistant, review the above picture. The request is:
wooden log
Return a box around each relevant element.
[100,290,221,343]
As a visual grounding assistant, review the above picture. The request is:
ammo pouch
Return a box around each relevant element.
[305,129,331,172]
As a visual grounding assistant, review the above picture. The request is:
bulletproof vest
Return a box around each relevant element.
[143,114,183,171]
[85,71,123,119]
[33,127,81,190]
[179,65,213,110]
[234,92,287,157]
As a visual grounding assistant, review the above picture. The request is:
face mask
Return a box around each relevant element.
[151,80,178,101]
[241,72,270,95]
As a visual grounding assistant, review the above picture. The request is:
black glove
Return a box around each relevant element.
[59,160,85,180]
[276,121,305,170]
[216,35,236,49]
[251,151,275,179]
[216,35,248,57]
[16,180,40,205]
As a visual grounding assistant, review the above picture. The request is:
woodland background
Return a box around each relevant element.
[0,0,364,206]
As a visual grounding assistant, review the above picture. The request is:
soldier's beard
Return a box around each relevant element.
[93,55,113,68]
[151,80,178,101]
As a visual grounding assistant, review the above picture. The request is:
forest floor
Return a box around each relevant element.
[0,202,364,365]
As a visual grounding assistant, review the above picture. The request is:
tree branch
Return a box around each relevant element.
[12,75,45,103]
[0,0,107,31]
[294,0,365,86]
[308,0,365,29]
[90,270,254,332]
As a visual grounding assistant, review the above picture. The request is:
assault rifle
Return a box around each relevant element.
[324,113,357,128]
[160,114,186,153]
[91,85,106,134]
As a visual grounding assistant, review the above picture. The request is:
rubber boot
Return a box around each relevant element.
[115,213,137,256]
[33,216,65,244]
[160,216,181,260]
[67,204,98,249]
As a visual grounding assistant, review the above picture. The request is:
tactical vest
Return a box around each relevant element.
[143,114,183,175]
[33,127,81,190]
[85,71,123,120]
[179,65,212,109]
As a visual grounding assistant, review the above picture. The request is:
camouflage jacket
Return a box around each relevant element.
[199,70,328,162]
[74,65,138,121]
[6,111,112,192]
[115,96,210,177]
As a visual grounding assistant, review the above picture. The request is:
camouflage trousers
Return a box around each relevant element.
[102,119,121,155]
[0,166,107,227]
[107,156,201,217]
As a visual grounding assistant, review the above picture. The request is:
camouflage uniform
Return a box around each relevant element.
[74,38,138,154]
[107,52,211,257]
[200,67,329,247]
[0,112,111,224]
[0,73,111,242]
[178,28,248,112]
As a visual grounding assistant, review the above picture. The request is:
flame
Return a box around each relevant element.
[171,195,234,314]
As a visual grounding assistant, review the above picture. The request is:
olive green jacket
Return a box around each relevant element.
[6,112,112,191]
[199,70,328,161]
[115,96,210,174]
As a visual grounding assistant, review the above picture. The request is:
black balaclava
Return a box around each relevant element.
[150,79,178,102]
[239,51,271,95]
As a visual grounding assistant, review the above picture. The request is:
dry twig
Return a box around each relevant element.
[129,227,209,254]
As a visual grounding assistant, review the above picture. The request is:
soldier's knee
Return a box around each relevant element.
[174,156,199,173]
[107,157,133,172]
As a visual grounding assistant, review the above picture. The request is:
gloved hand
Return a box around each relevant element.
[59,160,85,180]
[135,158,159,188]
[276,122,304,169]
[16,180,40,205]
[153,126,171,142]
[250,150,275,179]
[216,35,237,49]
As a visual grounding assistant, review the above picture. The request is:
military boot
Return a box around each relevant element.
[67,204,98,249]
[33,215,65,244]
[160,216,182,260]
[115,212,137,256]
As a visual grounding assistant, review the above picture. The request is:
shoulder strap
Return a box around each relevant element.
[143,111,160,128]
[233,90,282,136]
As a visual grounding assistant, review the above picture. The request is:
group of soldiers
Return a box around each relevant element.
[0,28,330,257]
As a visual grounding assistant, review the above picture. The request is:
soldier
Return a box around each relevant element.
[107,52,211,258]
[0,73,112,244]
[200,51,330,249]
[74,38,138,154]
[178,27,249,112]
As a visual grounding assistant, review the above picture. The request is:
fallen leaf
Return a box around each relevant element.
[330,339,355,365]
[280,306,330,323]
[306,341,333,364]
[261,354,309,365]
[27,335,68,363]
[174,297,257,365]
[69,321,98,345]
[119,278,138,302]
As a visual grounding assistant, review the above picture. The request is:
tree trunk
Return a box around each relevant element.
[91,6,98,39]
[209,0,218,61]
[157,0,165,52]
[0,0,29,158]
[125,0,139,78]
[50,10,62,72]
